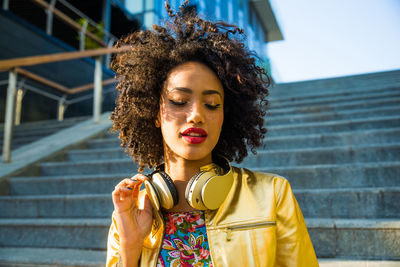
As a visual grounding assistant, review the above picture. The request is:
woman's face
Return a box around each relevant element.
[158,61,224,162]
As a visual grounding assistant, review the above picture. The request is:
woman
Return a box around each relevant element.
[107,2,318,266]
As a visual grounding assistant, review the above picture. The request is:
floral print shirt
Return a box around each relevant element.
[156,211,213,267]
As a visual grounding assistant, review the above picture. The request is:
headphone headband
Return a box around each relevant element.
[145,156,233,211]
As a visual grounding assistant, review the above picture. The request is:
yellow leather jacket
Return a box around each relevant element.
[106,167,319,267]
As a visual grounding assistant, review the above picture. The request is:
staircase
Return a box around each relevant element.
[0,70,399,266]
[242,69,400,262]
[0,117,90,151]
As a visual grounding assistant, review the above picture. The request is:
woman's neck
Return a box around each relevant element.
[162,153,212,212]
[164,154,212,182]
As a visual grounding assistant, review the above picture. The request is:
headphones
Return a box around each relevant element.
[143,156,234,211]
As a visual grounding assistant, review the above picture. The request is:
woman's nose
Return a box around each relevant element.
[187,103,204,124]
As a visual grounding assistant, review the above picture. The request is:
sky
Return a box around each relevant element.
[267,0,400,83]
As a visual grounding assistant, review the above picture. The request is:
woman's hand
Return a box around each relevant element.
[112,174,153,266]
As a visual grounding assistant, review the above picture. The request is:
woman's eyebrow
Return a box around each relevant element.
[170,87,222,97]
[203,90,222,97]
[170,87,192,93]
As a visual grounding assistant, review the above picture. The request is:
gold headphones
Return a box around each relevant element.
[143,156,234,211]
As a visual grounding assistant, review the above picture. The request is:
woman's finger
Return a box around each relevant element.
[118,186,135,201]
[118,178,140,188]
[130,173,149,183]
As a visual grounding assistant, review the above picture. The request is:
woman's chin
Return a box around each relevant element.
[172,149,213,162]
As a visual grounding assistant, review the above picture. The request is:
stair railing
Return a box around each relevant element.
[31,0,117,49]
[0,46,129,163]
[2,0,118,67]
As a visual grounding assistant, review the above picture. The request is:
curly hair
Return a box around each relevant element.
[111,1,271,171]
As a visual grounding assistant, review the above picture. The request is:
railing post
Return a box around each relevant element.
[2,0,9,10]
[105,37,115,68]
[14,88,25,126]
[57,95,67,121]
[2,69,17,163]
[79,19,88,51]
[93,57,103,123]
[45,0,57,35]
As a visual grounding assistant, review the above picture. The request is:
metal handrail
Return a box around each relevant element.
[1,47,128,163]
[0,81,117,113]
[32,0,106,47]
[8,68,115,95]
[0,46,128,70]
[0,76,116,103]
[57,0,117,42]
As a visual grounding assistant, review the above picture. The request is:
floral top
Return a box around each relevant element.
[156,211,213,267]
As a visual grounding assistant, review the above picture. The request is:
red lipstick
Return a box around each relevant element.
[181,128,208,144]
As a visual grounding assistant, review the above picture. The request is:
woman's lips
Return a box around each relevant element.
[181,127,208,144]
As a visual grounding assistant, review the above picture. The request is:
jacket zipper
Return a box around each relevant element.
[222,221,276,241]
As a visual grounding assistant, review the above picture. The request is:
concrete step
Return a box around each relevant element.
[253,161,400,189]
[3,251,397,267]
[90,128,400,151]
[1,187,399,219]
[242,144,400,167]
[267,115,400,136]
[270,70,400,93]
[10,160,400,194]
[267,105,400,125]
[270,90,400,109]
[269,84,399,103]
[104,131,119,140]
[8,174,128,195]
[0,136,41,149]
[0,217,398,259]
[269,97,400,116]
[270,77,400,96]
[306,218,400,259]
[0,117,90,137]
[0,117,93,150]
[270,83,400,100]
[0,247,105,267]
[0,125,71,139]
[66,147,128,161]
[0,252,398,267]
[0,194,113,218]
[263,128,400,149]
[39,159,138,176]
[67,143,400,167]
[318,259,400,267]
[87,137,121,149]
[295,187,400,219]
[0,116,90,132]
[41,154,400,179]
[4,248,395,267]
[0,218,109,249]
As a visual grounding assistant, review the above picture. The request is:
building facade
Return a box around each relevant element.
[125,0,283,75]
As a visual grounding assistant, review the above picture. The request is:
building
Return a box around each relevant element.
[0,0,140,123]
[0,0,282,124]
[125,0,283,74]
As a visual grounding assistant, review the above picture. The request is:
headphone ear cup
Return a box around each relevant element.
[185,172,209,210]
[150,172,178,210]
[144,180,161,211]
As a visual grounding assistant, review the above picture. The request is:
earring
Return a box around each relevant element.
[155,119,160,128]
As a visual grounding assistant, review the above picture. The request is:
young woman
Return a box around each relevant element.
[107,2,318,267]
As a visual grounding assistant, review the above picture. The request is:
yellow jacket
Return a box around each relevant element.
[106,167,319,267]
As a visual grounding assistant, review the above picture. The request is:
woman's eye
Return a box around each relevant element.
[169,100,186,106]
[205,103,221,110]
